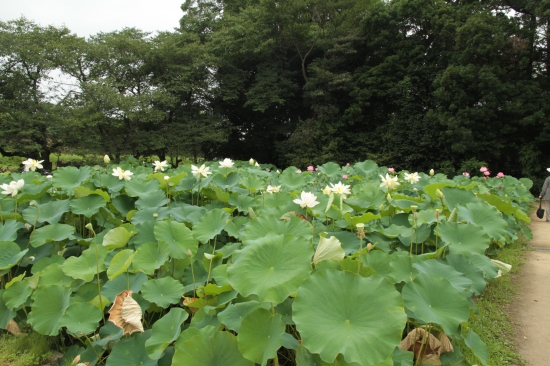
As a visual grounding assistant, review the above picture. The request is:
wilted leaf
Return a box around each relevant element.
[108,290,144,335]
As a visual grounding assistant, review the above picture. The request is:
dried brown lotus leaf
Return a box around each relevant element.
[108,290,144,335]
[437,331,454,354]
[7,319,21,336]
[398,328,441,359]
[72,355,90,366]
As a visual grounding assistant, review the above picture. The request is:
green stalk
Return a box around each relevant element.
[90,226,106,323]
[206,237,217,284]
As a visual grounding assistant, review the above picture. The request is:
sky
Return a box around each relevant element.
[0,0,185,37]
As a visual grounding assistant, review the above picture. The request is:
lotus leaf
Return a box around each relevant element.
[242,215,312,246]
[102,227,135,250]
[30,223,75,247]
[27,285,71,335]
[0,241,28,270]
[457,201,509,242]
[172,330,254,366]
[3,279,32,310]
[145,308,188,360]
[102,272,148,302]
[59,302,102,335]
[464,329,489,365]
[124,178,161,198]
[228,233,313,303]
[437,222,490,257]
[132,241,171,275]
[401,273,470,334]
[293,270,407,365]
[413,260,474,294]
[22,200,70,225]
[141,277,185,308]
[154,220,198,258]
[36,263,73,288]
[62,244,108,282]
[52,166,93,194]
[106,330,157,366]
[0,290,15,329]
[313,235,345,265]
[131,207,170,225]
[278,168,311,190]
[237,308,285,365]
[217,301,264,332]
[69,195,107,217]
[135,192,169,210]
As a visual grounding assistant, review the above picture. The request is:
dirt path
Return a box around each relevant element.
[509,210,550,366]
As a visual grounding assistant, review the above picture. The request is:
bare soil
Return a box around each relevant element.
[509,210,550,366]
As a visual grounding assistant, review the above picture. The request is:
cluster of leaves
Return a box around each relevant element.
[0,159,534,366]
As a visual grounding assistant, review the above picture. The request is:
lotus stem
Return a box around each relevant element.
[91,228,106,323]
[415,324,432,366]
[206,238,217,284]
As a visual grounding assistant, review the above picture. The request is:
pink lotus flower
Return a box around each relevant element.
[484,171,490,176]
[342,174,348,179]
[346,163,350,166]
[496,172,504,178]
[307,166,314,171]
[462,172,470,177]
[315,168,318,171]
[388,167,395,173]
[480,167,488,172]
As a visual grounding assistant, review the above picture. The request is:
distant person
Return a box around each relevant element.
[539,169,550,221]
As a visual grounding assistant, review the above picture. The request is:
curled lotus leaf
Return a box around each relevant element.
[108,290,144,336]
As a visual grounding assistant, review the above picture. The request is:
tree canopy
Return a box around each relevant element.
[1,0,550,182]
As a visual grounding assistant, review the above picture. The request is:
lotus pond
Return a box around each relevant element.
[0,159,534,366]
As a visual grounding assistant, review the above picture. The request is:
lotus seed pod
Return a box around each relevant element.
[153,213,159,218]
[85,223,94,231]
[356,223,365,233]
[410,205,418,213]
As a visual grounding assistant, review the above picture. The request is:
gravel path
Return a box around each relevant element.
[509,210,550,366]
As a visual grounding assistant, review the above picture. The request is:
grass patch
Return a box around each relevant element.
[460,236,528,366]
[0,331,52,366]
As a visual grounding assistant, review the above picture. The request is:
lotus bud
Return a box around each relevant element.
[27,256,35,261]
[24,223,32,231]
[386,193,391,201]
[104,155,110,164]
[187,249,193,256]
[164,176,170,180]
[29,200,38,207]
[46,175,52,179]
[366,243,374,252]
[255,162,260,167]
[85,223,94,231]
[249,158,254,165]
[276,170,280,174]
[436,189,444,199]
[410,205,418,213]
[413,212,418,221]
[379,204,384,212]
[153,213,159,218]
[429,169,435,176]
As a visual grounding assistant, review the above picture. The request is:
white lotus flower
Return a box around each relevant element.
[219,158,234,168]
[293,191,320,208]
[22,158,44,172]
[266,185,281,194]
[249,158,254,165]
[330,182,351,197]
[1,179,25,197]
[254,162,260,167]
[404,172,420,184]
[322,185,332,195]
[191,164,212,178]
[153,160,169,172]
[380,174,400,190]
[112,167,133,181]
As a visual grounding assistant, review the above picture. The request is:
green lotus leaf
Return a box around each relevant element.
[59,302,102,335]
[70,195,107,218]
[124,178,161,198]
[141,277,185,308]
[106,330,157,366]
[112,195,136,217]
[145,308,188,360]
[73,186,110,201]
[154,220,198,258]
[464,329,489,366]
[228,233,313,303]
[169,204,206,224]
[401,273,470,334]
[132,241,171,275]
[296,344,364,366]
[237,308,285,366]
[217,301,264,332]
[131,207,170,225]
[317,162,342,177]
[211,172,239,189]
[313,235,345,265]
[360,251,417,284]
[95,173,126,193]
[18,181,50,202]
[3,279,32,310]
[392,347,414,366]
[102,227,135,250]
[0,290,15,329]
[102,272,148,302]
[36,263,73,288]
[348,182,387,210]
[457,201,509,242]
[106,249,136,280]
[242,215,312,246]
[240,175,264,192]
[443,254,487,295]
[437,221,491,257]
[0,220,21,241]
[0,241,28,270]
[293,270,407,365]
[278,168,311,190]
[22,199,70,225]
[258,192,296,218]
[52,166,93,194]
[135,192,169,210]
[353,160,378,177]
[28,285,71,335]
[423,182,454,200]
[173,330,254,366]
[193,208,230,244]
[413,260,474,294]
[440,187,476,210]
[30,223,75,248]
[62,244,108,282]
[227,193,257,213]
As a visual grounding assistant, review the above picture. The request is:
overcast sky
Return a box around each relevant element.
[0,0,185,37]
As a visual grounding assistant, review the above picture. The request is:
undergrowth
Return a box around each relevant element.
[0,331,52,366]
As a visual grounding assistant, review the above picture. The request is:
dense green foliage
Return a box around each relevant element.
[0,159,535,365]
[2,0,550,180]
